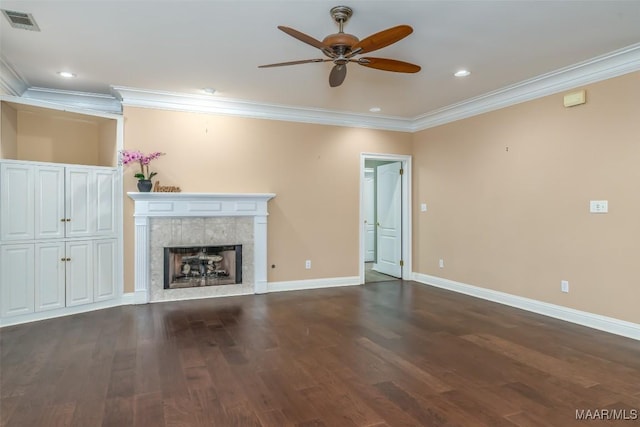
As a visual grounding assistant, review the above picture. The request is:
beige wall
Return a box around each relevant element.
[98,120,117,166]
[17,109,101,165]
[0,102,18,159]
[412,72,640,323]
[122,107,413,292]
[1,102,118,166]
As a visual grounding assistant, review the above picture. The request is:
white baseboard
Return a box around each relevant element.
[134,289,148,304]
[1,276,362,327]
[412,272,640,341]
[149,291,253,304]
[0,294,133,328]
[267,276,361,293]
[121,292,135,305]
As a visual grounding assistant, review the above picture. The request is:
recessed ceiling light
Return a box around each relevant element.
[454,70,471,77]
[369,107,381,112]
[201,88,216,95]
[57,71,76,78]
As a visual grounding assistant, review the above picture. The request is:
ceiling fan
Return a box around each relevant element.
[258,5,421,87]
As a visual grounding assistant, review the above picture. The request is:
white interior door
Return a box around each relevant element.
[374,162,402,278]
[364,168,375,262]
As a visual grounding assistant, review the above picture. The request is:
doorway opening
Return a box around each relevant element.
[359,153,411,284]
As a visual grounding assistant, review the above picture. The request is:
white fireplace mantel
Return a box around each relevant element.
[128,192,276,304]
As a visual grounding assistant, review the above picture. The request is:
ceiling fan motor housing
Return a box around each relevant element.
[326,6,358,59]
[323,33,359,50]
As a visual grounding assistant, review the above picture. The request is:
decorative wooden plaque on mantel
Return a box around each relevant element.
[153,181,182,192]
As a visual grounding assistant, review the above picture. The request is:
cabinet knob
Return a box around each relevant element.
[66,257,71,261]
[61,258,66,262]
[66,218,71,222]
[60,218,66,222]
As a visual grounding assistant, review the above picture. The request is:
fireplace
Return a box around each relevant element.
[128,192,275,303]
[164,245,242,289]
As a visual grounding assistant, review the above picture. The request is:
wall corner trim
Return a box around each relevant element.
[267,276,361,293]
[412,272,640,341]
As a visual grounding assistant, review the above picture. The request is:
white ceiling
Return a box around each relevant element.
[1,1,640,119]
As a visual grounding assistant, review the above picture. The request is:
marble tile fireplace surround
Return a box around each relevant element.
[128,192,275,304]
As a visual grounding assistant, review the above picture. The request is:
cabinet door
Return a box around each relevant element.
[34,242,66,312]
[0,163,35,241]
[65,241,93,306]
[95,169,117,236]
[65,168,95,238]
[35,166,65,240]
[0,244,35,317]
[94,239,116,302]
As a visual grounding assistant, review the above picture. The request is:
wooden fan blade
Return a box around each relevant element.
[353,25,413,54]
[358,57,421,73]
[329,64,347,87]
[278,26,326,50]
[258,58,329,68]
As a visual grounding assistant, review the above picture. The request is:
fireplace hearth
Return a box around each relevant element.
[164,245,242,289]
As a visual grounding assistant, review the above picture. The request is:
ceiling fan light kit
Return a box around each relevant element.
[259,5,421,87]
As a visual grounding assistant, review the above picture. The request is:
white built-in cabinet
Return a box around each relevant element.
[94,239,117,302]
[0,164,34,241]
[0,161,119,319]
[0,244,35,317]
[34,241,66,311]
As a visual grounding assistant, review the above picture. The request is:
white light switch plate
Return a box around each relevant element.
[420,203,427,212]
[589,200,608,213]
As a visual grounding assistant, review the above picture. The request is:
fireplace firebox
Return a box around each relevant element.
[164,245,242,289]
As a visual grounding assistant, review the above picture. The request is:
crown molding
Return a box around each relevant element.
[21,87,122,114]
[4,43,639,131]
[410,42,640,132]
[112,86,412,132]
[0,55,28,96]
[0,93,122,121]
[114,42,640,133]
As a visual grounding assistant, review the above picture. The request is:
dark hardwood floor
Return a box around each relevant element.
[364,263,398,283]
[1,280,639,426]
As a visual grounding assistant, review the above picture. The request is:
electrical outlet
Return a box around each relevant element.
[305,260,311,269]
[439,259,444,268]
[561,280,569,293]
[589,200,608,213]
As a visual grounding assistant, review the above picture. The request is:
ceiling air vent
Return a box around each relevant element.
[1,9,40,31]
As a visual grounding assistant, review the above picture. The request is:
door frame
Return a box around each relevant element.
[363,167,375,263]
[359,153,412,284]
